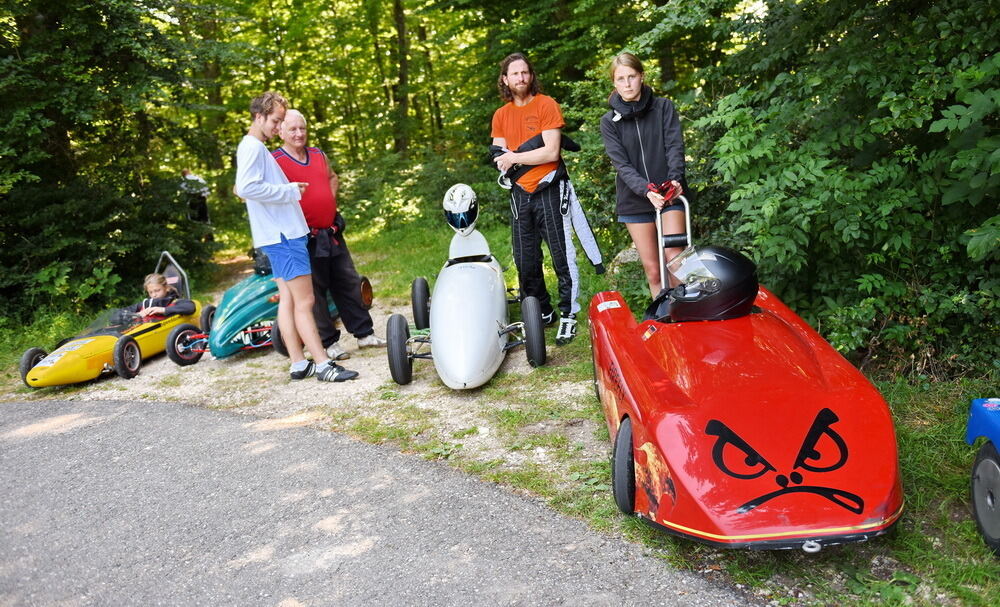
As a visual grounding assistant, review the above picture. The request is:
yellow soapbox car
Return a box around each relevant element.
[19,252,203,388]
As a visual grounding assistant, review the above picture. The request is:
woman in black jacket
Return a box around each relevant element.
[599,52,689,297]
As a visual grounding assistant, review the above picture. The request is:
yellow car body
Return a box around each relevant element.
[24,303,202,388]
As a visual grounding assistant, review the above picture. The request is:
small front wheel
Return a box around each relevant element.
[386,314,412,385]
[972,440,1000,555]
[199,305,216,333]
[270,320,289,357]
[411,277,430,330]
[611,417,636,515]
[521,296,546,367]
[19,347,48,388]
[359,275,374,310]
[113,335,142,379]
[167,323,204,366]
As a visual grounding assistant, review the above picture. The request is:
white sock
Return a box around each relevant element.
[316,358,333,368]
[290,359,310,372]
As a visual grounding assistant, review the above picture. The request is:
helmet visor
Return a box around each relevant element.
[667,247,721,295]
[445,209,476,231]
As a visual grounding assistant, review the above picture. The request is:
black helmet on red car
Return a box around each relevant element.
[668,246,758,322]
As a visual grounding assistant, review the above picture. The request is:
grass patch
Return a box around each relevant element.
[156,374,183,389]
[451,426,478,439]
[417,439,463,460]
[7,197,999,605]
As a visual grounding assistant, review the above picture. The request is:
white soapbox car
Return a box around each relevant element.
[386,184,546,389]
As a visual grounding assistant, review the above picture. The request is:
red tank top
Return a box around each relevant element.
[272,146,337,228]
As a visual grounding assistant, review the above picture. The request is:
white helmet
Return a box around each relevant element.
[442,183,478,236]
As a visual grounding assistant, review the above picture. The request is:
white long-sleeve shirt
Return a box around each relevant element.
[235,135,308,247]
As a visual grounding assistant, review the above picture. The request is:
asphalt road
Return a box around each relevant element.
[0,399,755,606]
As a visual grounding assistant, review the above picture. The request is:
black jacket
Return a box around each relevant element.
[599,85,688,216]
[127,293,195,317]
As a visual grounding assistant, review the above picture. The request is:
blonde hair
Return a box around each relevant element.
[143,273,176,296]
[609,52,644,80]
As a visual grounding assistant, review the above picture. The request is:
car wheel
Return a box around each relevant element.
[590,339,601,402]
[199,305,216,333]
[113,335,142,379]
[521,295,546,367]
[387,314,412,385]
[972,440,1000,555]
[270,320,288,357]
[19,347,47,388]
[612,417,636,515]
[411,277,430,330]
[167,323,204,366]
[359,275,374,310]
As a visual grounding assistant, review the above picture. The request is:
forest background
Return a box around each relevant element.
[2,0,997,377]
[2,1,1000,602]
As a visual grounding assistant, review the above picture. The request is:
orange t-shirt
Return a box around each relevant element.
[491,94,564,193]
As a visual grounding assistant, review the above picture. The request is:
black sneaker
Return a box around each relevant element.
[317,361,359,382]
[555,314,577,345]
[290,361,316,380]
[541,309,557,326]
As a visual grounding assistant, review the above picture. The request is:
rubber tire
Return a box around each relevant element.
[591,341,601,402]
[411,277,430,330]
[270,320,288,357]
[386,313,412,385]
[972,441,1000,555]
[19,347,47,388]
[166,323,204,366]
[113,335,142,379]
[611,417,636,515]
[199,305,216,333]
[359,275,374,310]
[521,296,546,367]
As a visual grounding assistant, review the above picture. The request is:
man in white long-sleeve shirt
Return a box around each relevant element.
[235,91,358,382]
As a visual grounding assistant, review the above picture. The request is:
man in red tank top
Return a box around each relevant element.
[272,110,385,360]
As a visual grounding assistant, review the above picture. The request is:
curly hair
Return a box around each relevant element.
[249,91,288,120]
[497,52,541,102]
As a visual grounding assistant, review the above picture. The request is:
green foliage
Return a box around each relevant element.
[0,0,215,319]
[3,0,998,380]
[682,0,1000,375]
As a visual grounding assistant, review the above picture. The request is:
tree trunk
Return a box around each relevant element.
[391,0,409,154]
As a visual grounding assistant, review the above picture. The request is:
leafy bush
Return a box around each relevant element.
[1,177,215,319]
[655,0,999,376]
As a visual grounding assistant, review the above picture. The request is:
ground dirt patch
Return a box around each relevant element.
[3,260,608,485]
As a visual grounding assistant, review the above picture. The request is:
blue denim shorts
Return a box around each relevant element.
[617,203,685,224]
[261,235,312,281]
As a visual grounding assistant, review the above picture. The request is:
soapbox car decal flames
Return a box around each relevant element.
[592,191,903,551]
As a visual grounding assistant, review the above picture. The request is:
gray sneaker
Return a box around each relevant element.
[326,342,350,360]
[357,334,387,348]
[316,361,359,382]
[289,361,316,380]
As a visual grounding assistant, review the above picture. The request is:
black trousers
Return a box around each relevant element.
[307,236,374,347]
[509,182,579,317]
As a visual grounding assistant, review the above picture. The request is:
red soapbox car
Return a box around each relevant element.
[590,187,904,551]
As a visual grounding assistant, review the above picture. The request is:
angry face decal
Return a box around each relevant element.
[705,408,864,514]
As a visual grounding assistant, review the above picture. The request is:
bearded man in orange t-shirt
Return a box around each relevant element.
[491,52,583,345]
